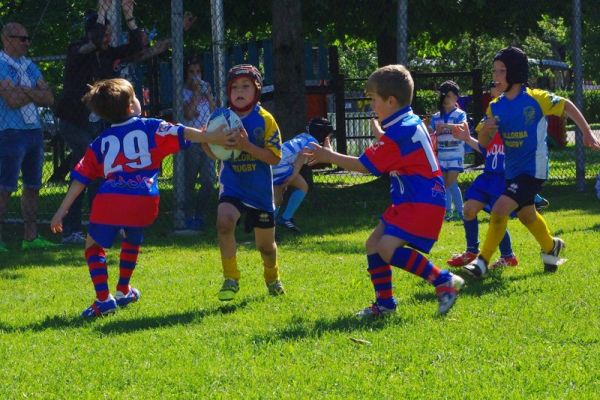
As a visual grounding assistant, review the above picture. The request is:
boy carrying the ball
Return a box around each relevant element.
[203,64,284,301]
[50,78,234,318]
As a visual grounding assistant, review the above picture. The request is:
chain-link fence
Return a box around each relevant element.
[1,1,599,248]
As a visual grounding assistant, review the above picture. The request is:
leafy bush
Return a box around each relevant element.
[413,89,438,116]
[554,89,600,123]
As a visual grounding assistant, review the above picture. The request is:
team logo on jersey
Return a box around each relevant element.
[432,181,445,198]
[550,94,562,105]
[371,141,384,151]
[523,106,536,125]
[157,122,178,136]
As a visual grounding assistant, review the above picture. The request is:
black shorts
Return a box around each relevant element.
[219,196,275,233]
[503,175,545,212]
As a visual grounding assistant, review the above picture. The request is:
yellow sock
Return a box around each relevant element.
[480,213,509,262]
[263,260,279,284]
[523,212,554,253]
[222,256,240,280]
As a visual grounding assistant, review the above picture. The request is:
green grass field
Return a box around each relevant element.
[1,178,599,399]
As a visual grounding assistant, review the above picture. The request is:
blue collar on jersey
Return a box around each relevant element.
[381,105,412,130]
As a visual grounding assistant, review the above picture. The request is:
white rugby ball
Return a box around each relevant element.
[206,107,244,160]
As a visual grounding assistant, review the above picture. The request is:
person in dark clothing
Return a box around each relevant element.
[55,0,143,245]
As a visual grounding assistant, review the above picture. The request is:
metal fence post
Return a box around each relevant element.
[171,0,185,229]
[572,0,586,191]
[397,0,408,65]
[211,0,227,108]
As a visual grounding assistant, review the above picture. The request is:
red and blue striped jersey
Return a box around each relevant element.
[71,117,189,227]
[359,106,446,242]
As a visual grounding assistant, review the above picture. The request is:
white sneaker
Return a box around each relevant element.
[541,238,566,273]
[463,257,488,279]
[435,273,465,315]
[355,302,396,319]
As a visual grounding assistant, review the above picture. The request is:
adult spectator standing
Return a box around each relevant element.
[55,0,143,245]
[176,57,216,233]
[0,22,56,252]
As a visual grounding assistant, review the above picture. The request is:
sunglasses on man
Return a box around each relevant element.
[9,35,31,43]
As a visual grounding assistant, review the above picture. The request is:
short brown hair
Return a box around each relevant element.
[82,78,135,123]
[365,64,413,108]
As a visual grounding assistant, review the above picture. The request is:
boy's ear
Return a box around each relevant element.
[386,95,400,106]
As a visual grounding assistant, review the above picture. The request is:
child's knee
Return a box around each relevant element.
[365,236,378,254]
[463,202,478,220]
[257,241,277,256]
[216,214,237,234]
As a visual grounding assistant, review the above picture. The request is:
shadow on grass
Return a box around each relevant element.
[412,268,554,303]
[554,223,600,237]
[0,296,260,334]
[96,296,259,335]
[0,246,84,271]
[0,314,89,333]
[252,313,404,344]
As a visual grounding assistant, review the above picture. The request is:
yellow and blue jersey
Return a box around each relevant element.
[219,105,282,211]
[487,87,565,180]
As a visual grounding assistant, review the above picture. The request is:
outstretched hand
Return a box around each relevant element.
[204,124,237,148]
[303,136,333,166]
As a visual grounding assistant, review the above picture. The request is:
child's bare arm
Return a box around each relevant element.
[453,123,481,153]
[184,125,236,147]
[51,181,87,233]
[563,100,600,150]
[477,117,497,148]
[303,137,368,173]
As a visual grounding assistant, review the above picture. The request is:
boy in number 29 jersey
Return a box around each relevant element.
[50,78,234,318]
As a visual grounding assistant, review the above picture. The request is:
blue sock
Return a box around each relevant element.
[450,182,463,216]
[282,189,306,220]
[498,230,513,257]
[463,218,479,253]
[445,187,452,214]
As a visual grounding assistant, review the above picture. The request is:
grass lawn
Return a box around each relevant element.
[1,178,599,398]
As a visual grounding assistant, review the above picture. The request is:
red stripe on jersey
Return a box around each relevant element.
[90,193,159,227]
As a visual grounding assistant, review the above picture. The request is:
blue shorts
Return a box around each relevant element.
[0,129,44,191]
[465,173,504,209]
[273,170,292,186]
[88,223,144,249]
[439,158,464,173]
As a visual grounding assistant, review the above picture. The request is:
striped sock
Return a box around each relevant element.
[85,245,109,301]
[390,247,443,285]
[367,253,395,309]
[117,240,140,294]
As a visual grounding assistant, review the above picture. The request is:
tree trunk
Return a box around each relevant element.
[272,0,306,141]
[376,1,397,67]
